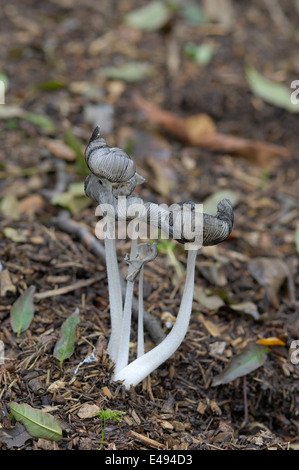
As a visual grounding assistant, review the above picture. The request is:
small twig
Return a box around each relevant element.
[41,160,70,200]
[263,0,292,34]
[50,213,106,259]
[34,275,104,300]
[129,430,166,449]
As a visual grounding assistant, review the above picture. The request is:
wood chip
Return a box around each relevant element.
[123,415,134,426]
[198,314,222,337]
[46,275,71,284]
[34,274,105,300]
[0,269,16,296]
[197,401,207,415]
[102,386,112,399]
[173,420,185,432]
[77,403,101,419]
[129,430,166,449]
[130,409,141,426]
[210,400,222,416]
[159,420,174,431]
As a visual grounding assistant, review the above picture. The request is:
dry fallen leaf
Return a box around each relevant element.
[146,155,175,197]
[198,313,222,337]
[183,113,216,141]
[229,301,260,321]
[43,139,76,162]
[18,194,45,217]
[134,94,290,165]
[248,257,295,307]
[257,337,286,346]
[77,404,101,419]
[0,268,16,296]
[0,422,31,449]
[47,380,66,393]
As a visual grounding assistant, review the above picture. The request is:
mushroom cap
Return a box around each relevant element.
[85,126,136,183]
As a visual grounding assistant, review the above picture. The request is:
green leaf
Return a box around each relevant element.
[10,286,36,337]
[34,79,66,91]
[0,105,56,131]
[125,1,173,31]
[98,409,126,423]
[0,193,20,220]
[53,309,80,365]
[51,182,91,214]
[22,111,56,131]
[181,4,206,24]
[3,227,27,243]
[246,66,299,113]
[100,62,153,83]
[185,43,214,66]
[212,342,269,386]
[10,402,62,441]
[64,129,88,176]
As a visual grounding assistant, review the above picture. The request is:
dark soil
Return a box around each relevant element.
[0,0,298,450]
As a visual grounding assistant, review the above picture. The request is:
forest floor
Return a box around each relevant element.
[0,0,298,450]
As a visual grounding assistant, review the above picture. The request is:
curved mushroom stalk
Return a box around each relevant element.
[137,265,145,358]
[113,232,138,376]
[113,248,198,388]
[105,235,123,360]
[126,243,157,359]
[113,242,157,376]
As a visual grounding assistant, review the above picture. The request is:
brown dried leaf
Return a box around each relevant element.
[198,313,222,337]
[18,194,45,217]
[146,156,175,197]
[0,422,31,449]
[183,113,216,141]
[134,94,290,165]
[248,257,295,306]
[77,404,101,419]
[44,139,76,162]
[0,269,16,296]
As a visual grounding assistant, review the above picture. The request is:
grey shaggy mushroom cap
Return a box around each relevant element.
[85,126,136,183]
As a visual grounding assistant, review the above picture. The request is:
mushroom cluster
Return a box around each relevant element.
[84,127,234,389]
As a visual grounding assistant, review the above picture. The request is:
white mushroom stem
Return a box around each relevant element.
[137,265,145,358]
[105,235,123,361]
[113,231,138,377]
[113,248,198,388]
